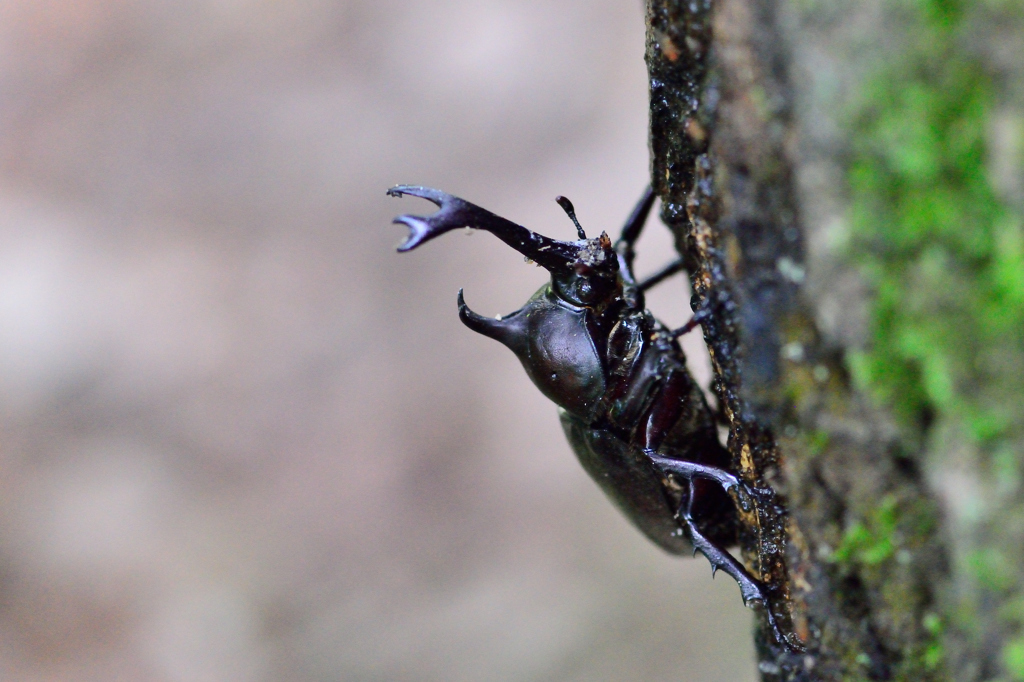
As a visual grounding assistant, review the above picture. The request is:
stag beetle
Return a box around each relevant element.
[387,185,793,648]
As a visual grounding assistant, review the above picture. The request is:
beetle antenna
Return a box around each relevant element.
[555,196,587,240]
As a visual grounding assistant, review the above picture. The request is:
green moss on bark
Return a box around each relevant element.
[847,6,1019,440]
[846,0,1024,675]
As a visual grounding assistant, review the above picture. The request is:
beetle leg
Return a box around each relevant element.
[671,296,717,338]
[650,451,771,513]
[614,185,656,259]
[646,451,741,490]
[678,502,797,650]
[645,450,761,512]
[679,493,764,603]
[637,258,685,292]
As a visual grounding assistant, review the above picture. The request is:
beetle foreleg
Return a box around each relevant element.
[614,185,656,259]
[637,258,685,292]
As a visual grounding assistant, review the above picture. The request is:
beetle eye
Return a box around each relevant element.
[555,276,607,306]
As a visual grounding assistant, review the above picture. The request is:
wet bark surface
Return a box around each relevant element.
[646,0,959,678]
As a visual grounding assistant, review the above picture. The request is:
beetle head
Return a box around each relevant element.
[547,194,621,311]
[388,185,622,310]
[389,186,622,417]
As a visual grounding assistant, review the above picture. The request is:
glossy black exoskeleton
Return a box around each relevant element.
[387,185,792,647]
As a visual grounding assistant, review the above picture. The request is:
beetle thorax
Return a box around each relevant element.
[516,287,607,419]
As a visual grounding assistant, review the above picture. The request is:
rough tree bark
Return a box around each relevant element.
[646,0,968,679]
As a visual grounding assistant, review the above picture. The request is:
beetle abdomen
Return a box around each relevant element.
[559,409,693,554]
[560,409,738,554]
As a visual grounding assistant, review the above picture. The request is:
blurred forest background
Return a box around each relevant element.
[2,0,1024,680]
[0,1,758,681]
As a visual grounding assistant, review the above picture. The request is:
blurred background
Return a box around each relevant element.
[0,1,757,680]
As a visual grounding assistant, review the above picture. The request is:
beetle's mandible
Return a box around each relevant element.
[387,184,795,649]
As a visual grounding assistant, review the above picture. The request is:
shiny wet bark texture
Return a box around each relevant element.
[646,0,958,678]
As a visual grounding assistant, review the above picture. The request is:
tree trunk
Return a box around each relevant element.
[644,0,1024,678]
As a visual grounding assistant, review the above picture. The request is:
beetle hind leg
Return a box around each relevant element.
[679,506,794,648]
[678,481,798,650]
[646,451,741,490]
[680,504,765,605]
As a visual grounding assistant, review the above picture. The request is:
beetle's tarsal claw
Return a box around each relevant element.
[733,485,754,513]
[736,484,774,514]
